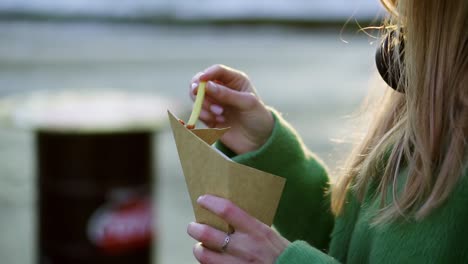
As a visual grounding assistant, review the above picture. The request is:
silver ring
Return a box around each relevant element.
[221,234,231,252]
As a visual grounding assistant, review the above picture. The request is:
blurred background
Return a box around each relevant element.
[0,0,386,263]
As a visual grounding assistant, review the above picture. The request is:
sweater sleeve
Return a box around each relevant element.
[275,241,340,264]
[216,108,335,251]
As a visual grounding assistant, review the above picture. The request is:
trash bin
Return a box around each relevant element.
[2,90,173,264]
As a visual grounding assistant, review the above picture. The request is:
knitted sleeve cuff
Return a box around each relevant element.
[276,241,339,264]
[215,107,313,178]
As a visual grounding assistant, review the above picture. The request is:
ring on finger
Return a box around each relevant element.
[221,233,231,252]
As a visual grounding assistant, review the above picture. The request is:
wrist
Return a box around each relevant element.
[235,108,274,155]
[275,237,291,259]
[218,107,274,155]
[250,109,274,151]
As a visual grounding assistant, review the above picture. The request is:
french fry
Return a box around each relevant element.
[186,81,206,129]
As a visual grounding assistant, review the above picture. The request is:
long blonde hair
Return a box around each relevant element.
[332,0,468,222]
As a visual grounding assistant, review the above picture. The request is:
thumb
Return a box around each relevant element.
[206,81,258,110]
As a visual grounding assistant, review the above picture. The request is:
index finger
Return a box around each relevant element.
[199,64,247,90]
[197,195,262,233]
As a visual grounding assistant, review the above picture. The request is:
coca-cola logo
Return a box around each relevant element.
[88,196,153,254]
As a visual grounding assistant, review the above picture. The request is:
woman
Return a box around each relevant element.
[186,0,468,263]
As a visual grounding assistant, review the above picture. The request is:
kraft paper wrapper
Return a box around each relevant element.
[168,110,285,233]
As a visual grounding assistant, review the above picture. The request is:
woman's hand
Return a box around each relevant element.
[189,64,274,155]
[187,195,290,264]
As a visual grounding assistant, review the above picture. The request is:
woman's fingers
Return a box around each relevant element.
[199,64,246,89]
[187,223,233,252]
[189,82,197,101]
[205,81,258,110]
[189,72,204,100]
[189,196,291,263]
[189,84,225,119]
[197,195,261,233]
[209,104,224,116]
[193,243,239,264]
[190,65,257,111]
[191,71,204,83]
[199,109,216,126]
[190,83,225,115]
[215,114,226,124]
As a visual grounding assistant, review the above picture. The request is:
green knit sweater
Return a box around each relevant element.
[217,110,468,263]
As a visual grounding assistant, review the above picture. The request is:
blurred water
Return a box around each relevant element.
[0,21,380,263]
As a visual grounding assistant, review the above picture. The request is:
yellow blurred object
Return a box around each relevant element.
[186,81,206,129]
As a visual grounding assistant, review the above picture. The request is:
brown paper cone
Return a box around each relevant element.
[168,111,285,232]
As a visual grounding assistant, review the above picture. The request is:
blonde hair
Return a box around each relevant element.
[332,0,468,222]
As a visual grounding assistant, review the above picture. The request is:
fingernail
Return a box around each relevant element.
[199,109,211,120]
[199,72,208,81]
[188,222,202,234]
[193,243,204,256]
[207,81,219,94]
[191,83,198,93]
[210,104,224,115]
[197,195,206,204]
[215,115,225,123]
